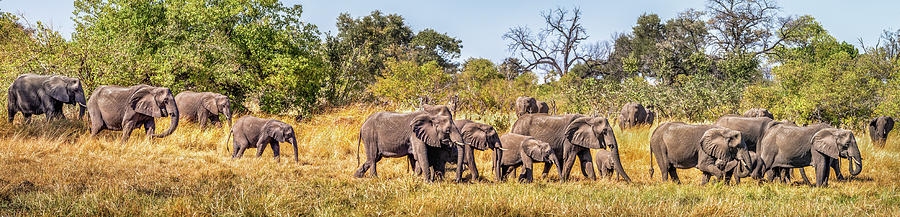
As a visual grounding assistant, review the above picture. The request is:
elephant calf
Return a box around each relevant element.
[594,150,619,179]
[649,122,753,184]
[175,91,232,129]
[450,119,503,182]
[497,133,559,183]
[7,74,87,123]
[230,115,299,162]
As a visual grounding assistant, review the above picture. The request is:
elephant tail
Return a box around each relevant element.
[225,126,233,155]
[648,145,655,177]
[356,132,362,167]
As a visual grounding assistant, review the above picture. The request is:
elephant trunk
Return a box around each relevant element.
[606,132,632,182]
[449,123,464,146]
[735,149,753,178]
[153,99,179,138]
[291,136,299,162]
[493,147,502,181]
[848,139,862,176]
[549,154,562,181]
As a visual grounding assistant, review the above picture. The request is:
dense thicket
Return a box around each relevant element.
[1,0,898,129]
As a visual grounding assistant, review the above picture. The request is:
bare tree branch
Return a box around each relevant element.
[503,7,588,77]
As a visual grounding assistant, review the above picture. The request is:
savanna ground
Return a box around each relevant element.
[0,105,898,216]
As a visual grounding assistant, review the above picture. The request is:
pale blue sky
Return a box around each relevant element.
[2,0,898,62]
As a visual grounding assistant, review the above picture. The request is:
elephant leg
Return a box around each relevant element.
[6,104,15,123]
[256,140,269,157]
[198,110,209,129]
[668,167,680,184]
[540,162,552,179]
[466,146,479,181]
[23,113,32,124]
[143,120,156,140]
[561,149,578,182]
[831,159,845,181]
[798,168,811,185]
[455,145,465,182]
[121,121,138,144]
[234,147,247,159]
[412,142,432,182]
[271,142,281,161]
[700,173,710,185]
[577,150,596,180]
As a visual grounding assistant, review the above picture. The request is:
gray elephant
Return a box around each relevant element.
[868,116,894,147]
[229,115,298,162]
[743,108,774,119]
[618,102,654,130]
[7,74,87,123]
[536,100,550,114]
[511,114,630,182]
[449,119,503,182]
[175,91,232,128]
[87,85,179,143]
[353,105,463,182]
[758,124,862,187]
[497,133,561,182]
[593,150,619,179]
[649,122,752,184]
[515,96,538,117]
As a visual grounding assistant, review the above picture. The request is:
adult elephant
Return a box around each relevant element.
[175,91,232,128]
[868,116,894,147]
[649,122,752,184]
[758,124,862,187]
[743,108,774,119]
[7,74,87,123]
[618,102,653,130]
[230,115,298,162]
[353,105,464,182]
[714,116,778,152]
[511,114,630,182]
[515,96,538,117]
[87,85,179,143]
[451,119,503,182]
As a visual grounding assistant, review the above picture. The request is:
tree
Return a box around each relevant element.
[498,57,526,80]
[503,7,588,77]
[369,60,452,106]
[706,0,807,56]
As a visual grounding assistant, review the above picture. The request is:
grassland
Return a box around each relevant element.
[0,105,898,216]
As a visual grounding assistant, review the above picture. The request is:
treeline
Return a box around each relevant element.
[1,0,899,129]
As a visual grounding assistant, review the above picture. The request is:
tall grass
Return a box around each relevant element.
[0,105,898,216]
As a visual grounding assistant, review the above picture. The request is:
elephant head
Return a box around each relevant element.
[412,114,463,148]
[868,116,894,146]
[515,97,538,116]
[523,138,560,172]
[565,116,631,181]
[204,94,232,127]
[460,123,501,151]
[743,108,774,119]
[130,86,178,138]
[813,129,862,176]
[700,128,752,176]
[44,76,87,119]
[264,120,299,162]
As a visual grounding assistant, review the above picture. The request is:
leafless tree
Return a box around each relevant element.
[706,0,806,56]
[503,7,588,77]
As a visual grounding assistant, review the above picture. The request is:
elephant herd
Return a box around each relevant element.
[7,75,895,187]
[7,74,297,161]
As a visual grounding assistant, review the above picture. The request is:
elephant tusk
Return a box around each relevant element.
[855,159,862,165]
[496,147,509,151]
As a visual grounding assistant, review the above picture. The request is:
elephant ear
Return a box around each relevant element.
[524,139,546,160]
[700,128,735,161]
[202,95,219,114]
[411,114,441,147]
[461,124,488,150]
[130,88,163,117]
[43,78,71,103]
[885,117,895,133]
[812,129,840,159]
[566,117,603,149]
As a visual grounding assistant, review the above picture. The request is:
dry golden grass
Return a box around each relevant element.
[0,105,898,216]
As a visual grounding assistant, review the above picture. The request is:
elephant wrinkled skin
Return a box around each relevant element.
[230,115,299,162]
[7,74,87,123]
[87,85,179,143]
[450,119,503,182]
[649,122,752,184]
[497,133,560,182]
[175,91,232,129]
[758,124,862,187]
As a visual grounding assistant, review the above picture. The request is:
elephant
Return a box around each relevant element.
[758,124,862,187]
[618,102,654,130]
[87,85,179,143]
[449,119,503,182]
[868,116,894,147]
[593,150,619,179]
[515,96,538,117]
[7,74,87,123]
[511,114,631,182]
[229,115,299,162]
[743,108,774,119]
[353,105,464,182]
[648,122,752,184]
[536,101,550,114]
[497,133,560,182]
[174,91,232,129]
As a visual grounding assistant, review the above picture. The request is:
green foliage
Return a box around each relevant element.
[71,0,324,115]
[369,60,452,106]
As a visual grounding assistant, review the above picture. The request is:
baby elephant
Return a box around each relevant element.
[230,115,299,162]
[498,133,561,183]
[594,150,619,179]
